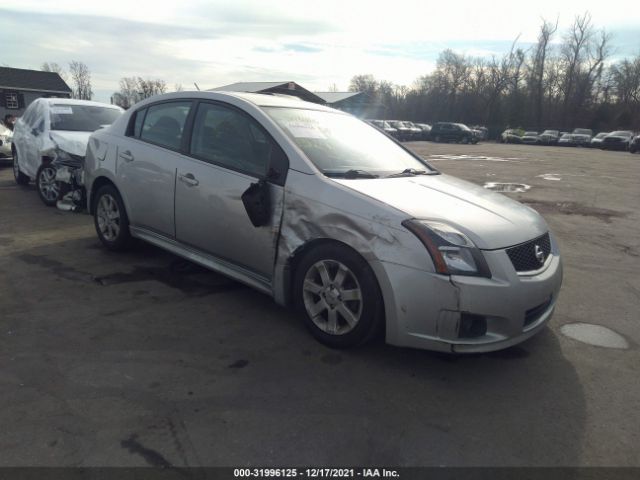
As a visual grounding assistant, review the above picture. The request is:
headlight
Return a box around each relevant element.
[402,219,491,277]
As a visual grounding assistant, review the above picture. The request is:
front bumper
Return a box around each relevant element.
[379,236,563,353]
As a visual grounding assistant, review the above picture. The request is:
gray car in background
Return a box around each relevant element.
[84,91,562,353]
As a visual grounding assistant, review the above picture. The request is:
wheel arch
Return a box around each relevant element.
[89,176,120,215]
[283,238,387,316]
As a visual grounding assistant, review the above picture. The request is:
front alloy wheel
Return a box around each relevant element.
[303,260,363,336]
[294,244,384,348]
[36,164,60,206]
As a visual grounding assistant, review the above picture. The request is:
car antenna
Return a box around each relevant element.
[194,83,200,91]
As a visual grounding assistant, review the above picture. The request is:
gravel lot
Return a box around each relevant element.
[0,143,638,467]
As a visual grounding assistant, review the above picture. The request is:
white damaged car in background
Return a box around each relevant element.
[12,98,123,208]
[0,122,13,159]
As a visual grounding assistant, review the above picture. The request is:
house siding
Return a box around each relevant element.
[1,89,71,119]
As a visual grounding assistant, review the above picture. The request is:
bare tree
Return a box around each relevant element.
[111,77,168,108]
[68,61,93,100]
[529,19,558,128]
[41,62,68,82]
[349,74,378,95]
[560,13,594,125]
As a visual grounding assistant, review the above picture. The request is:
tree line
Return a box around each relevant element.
[41,62,183,107]
[42,61,93,101]
[349,13,640,135]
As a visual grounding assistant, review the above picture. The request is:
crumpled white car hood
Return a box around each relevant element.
[48,131,92,157]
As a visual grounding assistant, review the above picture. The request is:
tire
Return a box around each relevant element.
[434,135,441,143]
[36,164,60,206]
[293,243,384,349]
[93,184,132,251]
[12,149,29,185]
[461,136,469,144]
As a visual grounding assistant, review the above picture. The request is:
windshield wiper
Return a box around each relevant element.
[385,168,431,178]
[324,169,379,179]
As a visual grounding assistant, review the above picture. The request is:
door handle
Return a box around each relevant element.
[178,173,199,187]
[119,150,134,162]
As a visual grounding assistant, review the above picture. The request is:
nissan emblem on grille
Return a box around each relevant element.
[506,233,551,272]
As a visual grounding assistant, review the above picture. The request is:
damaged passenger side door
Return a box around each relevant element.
[174,101,288,281]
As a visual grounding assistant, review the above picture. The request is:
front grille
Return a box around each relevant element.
[506,233,551,272]
[525,296,552,326]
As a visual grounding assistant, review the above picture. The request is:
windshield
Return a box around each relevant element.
[266,107,434,176]
[50,105,121,132]
[573,129,592,135]
[524,132,538,136]
[456,124,471,131]
[595,133,608,139]
[542,130,558,135]
[561,134,572,139]
[610,131,632,137]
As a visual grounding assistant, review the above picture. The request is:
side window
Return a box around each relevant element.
[139,101,191,150]
[190,102,275,178]
[127,108,146,138]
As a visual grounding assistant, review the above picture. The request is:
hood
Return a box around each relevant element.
[48,131,93,156]
[334,174,547,249]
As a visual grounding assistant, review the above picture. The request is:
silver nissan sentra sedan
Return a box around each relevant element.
[84,91,562,353]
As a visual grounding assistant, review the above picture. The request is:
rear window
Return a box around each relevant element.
[139,101,191,150]
[50,104,121,132]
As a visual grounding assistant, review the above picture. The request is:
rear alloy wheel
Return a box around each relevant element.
[36,164,60,206]
[94,185,132,251]
[294,244,384,348]
[13,150,30,185]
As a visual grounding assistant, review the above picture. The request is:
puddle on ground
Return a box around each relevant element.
[560,323,629,349]
[428,154,521,162]
[537,174,562,181]
[483,182,531,193]
[93,259,245,296]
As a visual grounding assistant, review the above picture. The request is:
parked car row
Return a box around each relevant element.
[499,127,638,151]
[7,90,563,353]
[367,120,483,144]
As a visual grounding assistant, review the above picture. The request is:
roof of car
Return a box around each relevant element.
[37,98,123,109]
[124,91,341,115]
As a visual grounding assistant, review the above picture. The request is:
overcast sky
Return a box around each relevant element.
[1,0,638,103]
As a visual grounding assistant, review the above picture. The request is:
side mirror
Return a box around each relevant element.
[241,180,271,227]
